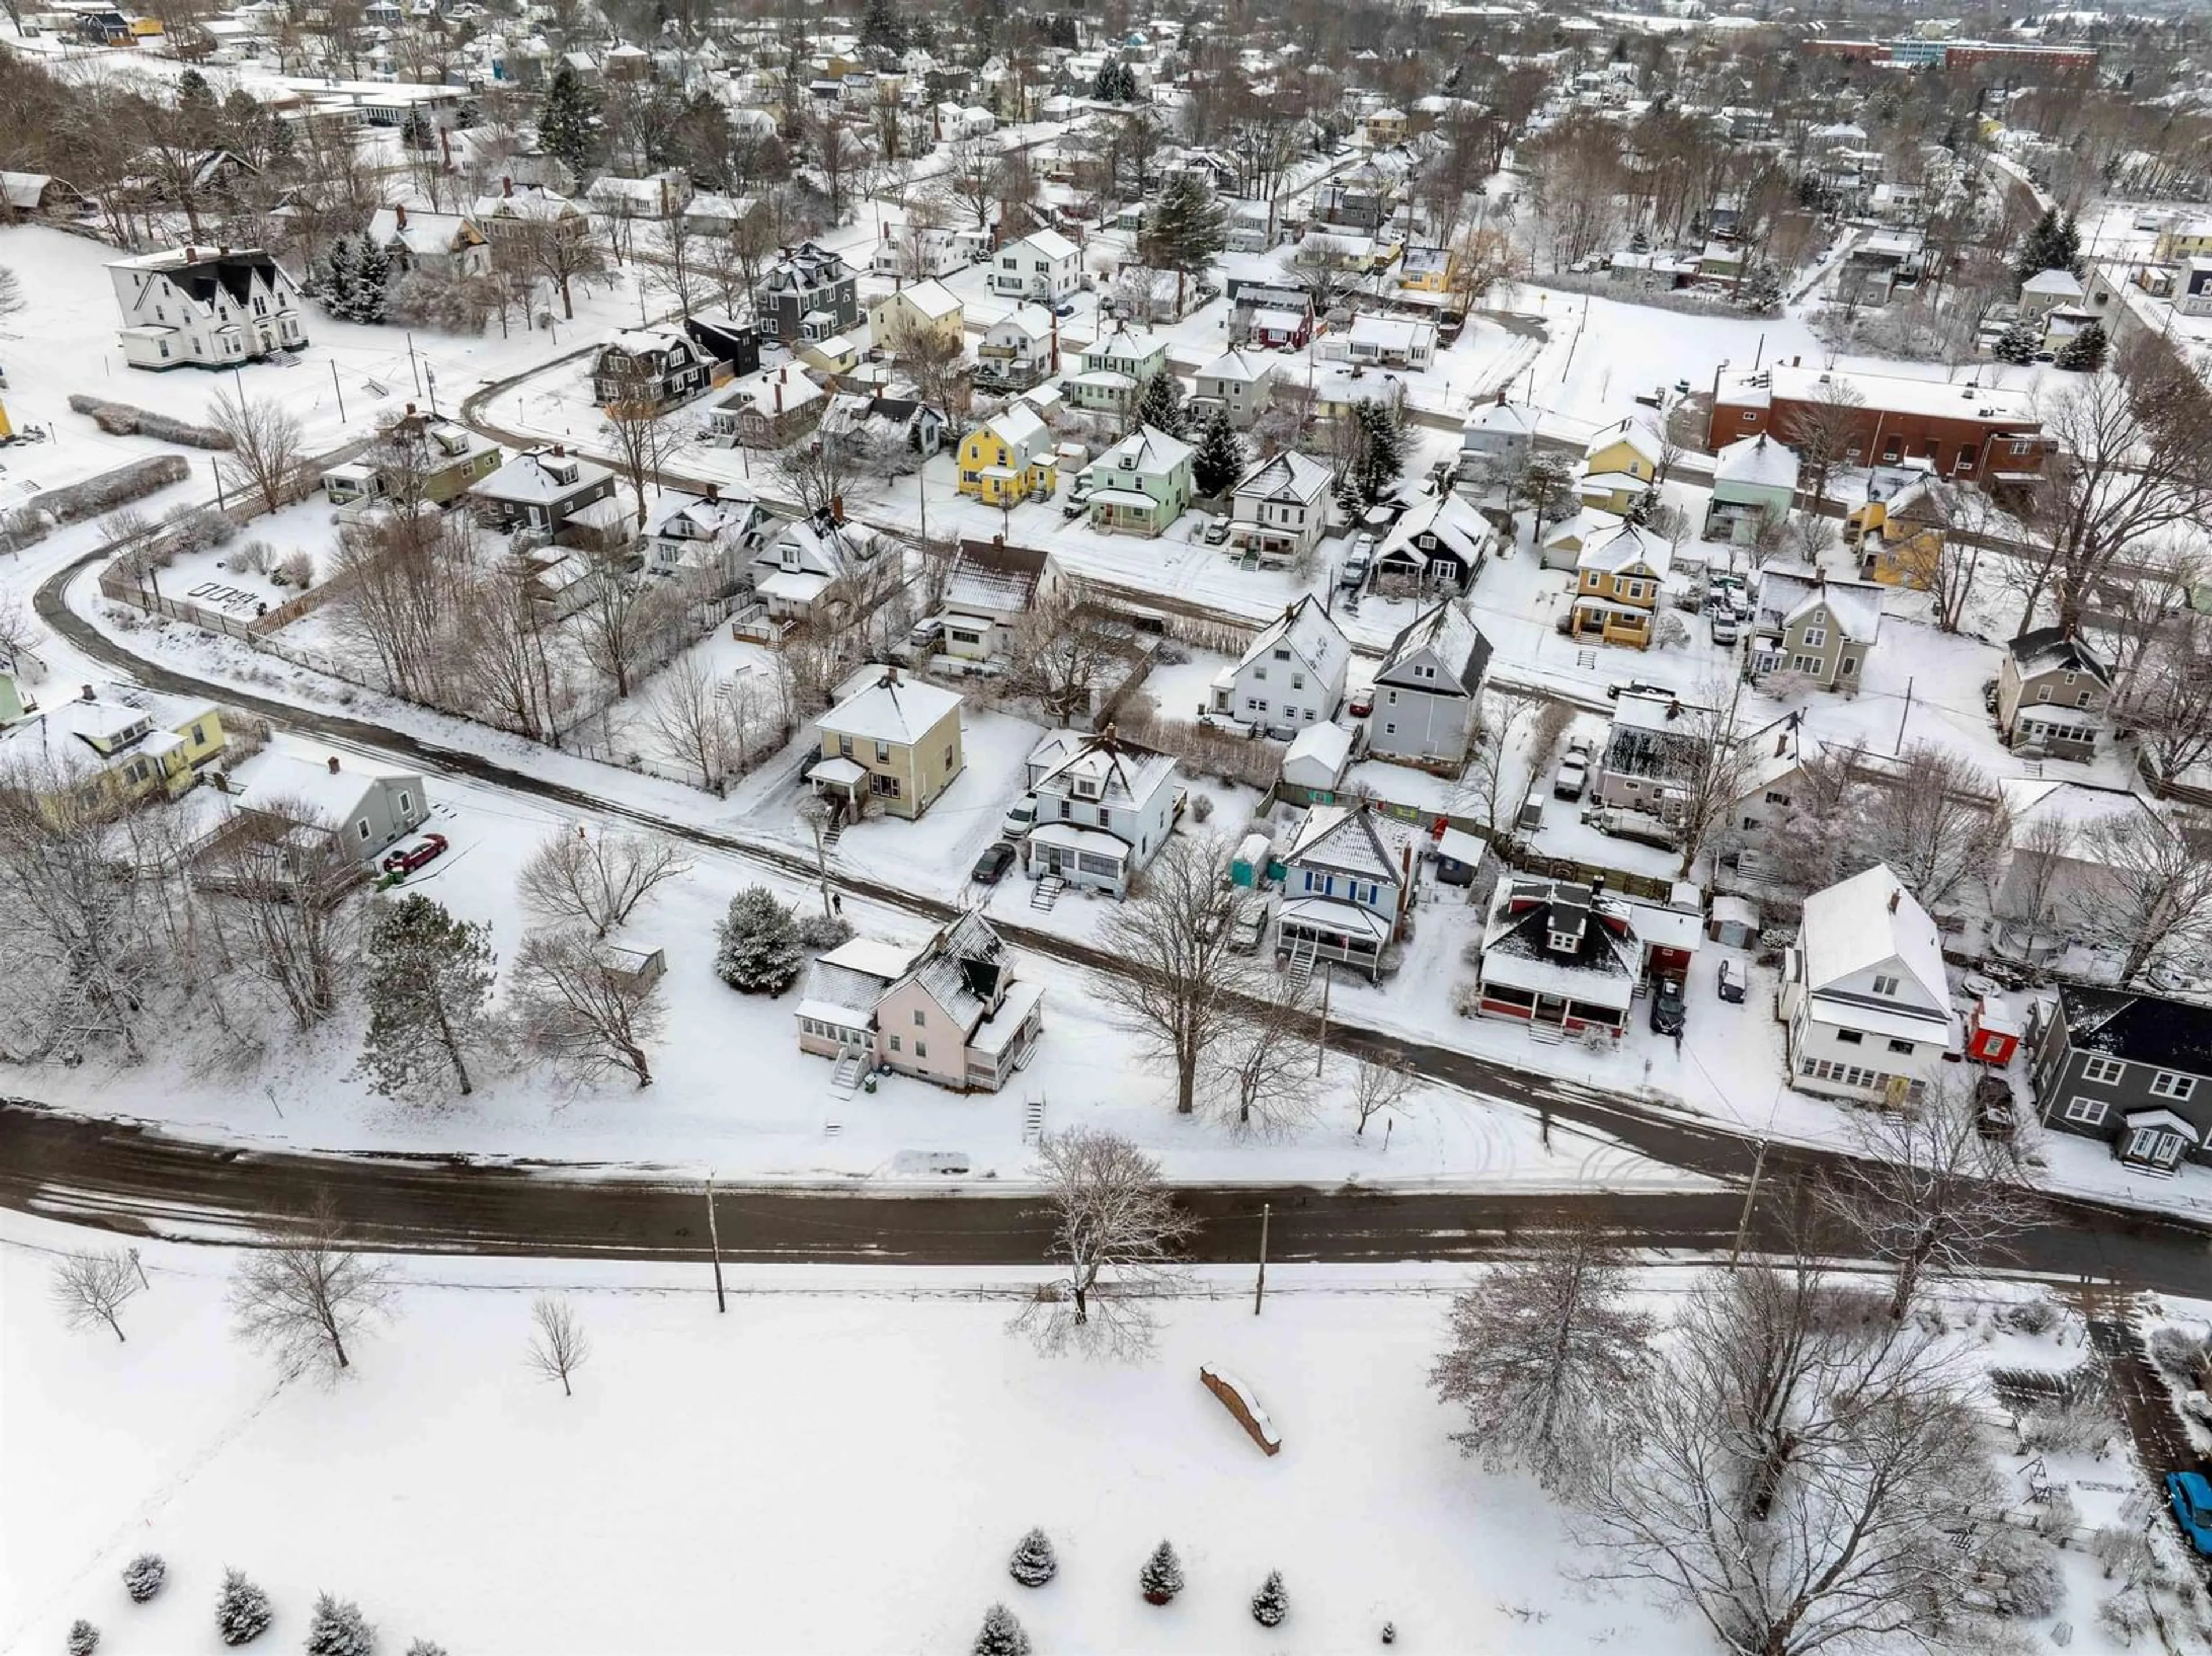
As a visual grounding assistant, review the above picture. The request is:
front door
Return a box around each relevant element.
[1535,992,1567,1024]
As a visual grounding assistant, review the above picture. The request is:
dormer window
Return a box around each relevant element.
[1548,928,1580,954]
[1074,775,1101,799]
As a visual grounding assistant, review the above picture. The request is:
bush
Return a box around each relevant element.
[1460,939,1483,968]
[971,1602,1031,1656]
[794,910,854,951]
[386,268,494,334]
[215,1569,271,1646]
[1251,1570,1289,1627]
[303,1592,373,1656]
[2005,1297,2062,1337]
[2099,1587,2156,1644]
[1139,1540,1184,1604]
[1452,981,1483,1018]
[2091,1523,2164,1586]
[1980,1529,2064,1618]
[1190,793,1214,823]
[67,1621,99,1656]
[714,886,803,994]
[35,456,191,528]
[164,502,233,555]
[404,1644,448,1656]
[277,551,316,589]
[2033,1487,2082,1545]
[2151,1325,2209,1381]
[232,539,272,575]
[122,1554,166,1602]
[65,395,233,449]
[1009,1526,1058,1587]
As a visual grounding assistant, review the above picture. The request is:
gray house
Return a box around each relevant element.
[1457,396,1539,487]
[753,240,858,343]
[232,752,431,860]
[1997,627,2112,760]
[2031,985,2212,1174]
[1748,566,1882,691]
[467,446,618,533]
[1368,601,1491,768]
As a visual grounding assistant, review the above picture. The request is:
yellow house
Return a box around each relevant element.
[1847,476,1946,589]
[127,14,164,36]
[1365,107,1408,146]
[1397,244,1456,293]
[956,404,1058,507]
[869,278,964,353]
[1577,423,1665,514]
[2156,219,2212,262]
[812,668,965,821]
[0,689,225,814]
[798,332,861,375]
[1570,522,1672,650]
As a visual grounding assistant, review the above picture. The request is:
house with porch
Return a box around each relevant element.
[107,244,306,370]
[1208,596,1349,738]
[1997,627,2111,760]
[866,278,964,353]
[2030,986,2212,1174]
[0,687,227,812]
[819,393,945,475]
[320,408,501,508]
[1747,566,1883,690]
[751,511,888,623]
[1993,779,2164,961]
[1064,324,1168,420]
[1082,425,1194,537]
[1225,450,1331,564]
[1576,422,1665,515]
[708,365,826,450]
[229,750,430,861]
[988,228,1081,301]
[1593,689,1708,834]
[1192,349,1278,430]
[1474,876,1642,1039]
[753,240,859,342]
[642,486,772,592]
[1276,802,1418,982]
[465,446,616,534]
[1368,600,1491,768]
[794,912,1044,1093]
[591,329,711,408]
[1779,862,1958,1106]
[1334,312,1437,371]
[956,404,1058,507]
[812,668,964,821]
[975,305,1058,389]
[1458,397,1539,488]
[1847,467,1947,587]
[1570,522,1672,649]
[936,540,1058,660]
[1018,727,1181,900]
[366,204,489,279]
[1704,434,1797,544]
[1372,494,1494,597]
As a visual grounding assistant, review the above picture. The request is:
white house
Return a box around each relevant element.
[108,245,306,370]
[988,228,1082,301]
[1019,728,1180,899]
[1226,450,1332,563]
[871,220,967,278]
[976,304,1059,385]
[1779,862,1959,1105]
[750,511,887,622]
[642,486,772,592]
[1208,595,1350,737]
[1335,312,1436,370]
[1366,600,1491,768]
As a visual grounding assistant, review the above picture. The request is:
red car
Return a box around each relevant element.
[1348,689,1375,718]
[381,833,448,875]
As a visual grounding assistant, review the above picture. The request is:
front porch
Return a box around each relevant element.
[1472,977,1628,1039]
[1087,488,1171,537]
[1567,598,1652,649]
[2118,1108,2200,1174]
[1276,897,1391,981]
[1025,821,1131,896]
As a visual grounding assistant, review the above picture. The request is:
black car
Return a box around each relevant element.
[972,842,1017,885]
[1649,979,1687,1036]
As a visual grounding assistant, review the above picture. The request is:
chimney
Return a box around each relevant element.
[704,482,718,503]
[1791,355,1801,367]
[405,401,416,415]
[327,755,342,775]
[394,202,407,229]
[552,443,565,456]
[79,684,94,702]
[774,381,783,413]
[502,175,514,197]
[1887,888,1900,914]
[992,533,1005,548]
[1665,699,1680,721]
[830,494,844,523]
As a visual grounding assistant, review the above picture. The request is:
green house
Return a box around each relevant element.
[1082,425,1194,538]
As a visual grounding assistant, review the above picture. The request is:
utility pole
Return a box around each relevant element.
[128,1247,149,1291]
[706,1174,727,1313]
[1253,1202,1270,1315]
[1893,674,1915,755]
[329,359,347,423]
[1313,961,1332,1074]
[1730,1136,1768,1267]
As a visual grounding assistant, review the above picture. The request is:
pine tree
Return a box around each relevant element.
[177,68,219,143]
[216,1570,272,1646]
[122,1555,166,1602]
[1992,313,2042,365]
[1349,399,1407,507]
[971,1602,1031,1656]
[2012,206,2084,283]
[2055,320,2108,372]
[1092,58,1132,102]
[1137,172,1228,312]
[714,886,803,994]
[67,1621,99,1656]
[350,232,392,325]
[316,234,358,312]
[858,0,906,56]
[539,64,601,178]
[1623,484,1659,526]
[1135,372,1187,438]
[304,1593,374,1656]
[1251,1569,1289,1627]
[400,104,434,152]
[357,894,498,1100]
[1191,406,1245,497]
[1009,1527,1058,1587]
[1139,1540,1185,1604]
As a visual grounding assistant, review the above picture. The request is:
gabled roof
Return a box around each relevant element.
[1575,521,1672,578]
[1377,601,1491,696]
[1009,227,1080,262]
[1799,863,1946,1006]
[1755,564,1883,642]
[1463,398,1539,440]
[945,540,1051,613]
[2000,778,2160,852]
[1285,803,1407,885]
[2007,626,2113,685]
[820,669,963,745]
[1711,432,1800,491]
[1196,347,1277,385]
[231,751,421,825]
[2058,986,2212,1077]
[990,303,1054,339]
[468,447,611,502]
[1377,493,1494,570]
[984,403,1048,455]
[1236,595,1349,685]
[1585,420,1664,467]
[889,277,962,320]
[1084,322,1167,363]
[1092,423,1193,476]
[1027,728,1178,811]
[1232,449,1330,503]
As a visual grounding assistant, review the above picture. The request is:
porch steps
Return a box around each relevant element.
[830,1049,864,1093]
[1030,874,1066,912]
[1022,1095,1047,1145]
[1528,1020,1567,1047]
[821,818,848,852]
[1283,936,1319,992]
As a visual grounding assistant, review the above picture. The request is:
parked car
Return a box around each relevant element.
[1228,900,1269,954]
[381,832,448,876]
[1339,535,1375,590]
[1605,680,1673,701]
[1710,610,1741,645]
[1975,1073,2019,1141]
[2170,1472,2212,1556]
[1062,485,1093,520]
[1516,792,1545,834]
[908,616,945,651]
[1050,296,1077,317]
[1002,795,1039,839]
[1649,978,1687,1036]
[1552,753,1588,799]
[1348,688,1375,718]
[1716,958,1748,1003]
[1202,516,1232,545]
[971,842,1017,885]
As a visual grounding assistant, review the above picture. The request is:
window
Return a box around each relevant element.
[889,1034,902,1052]
[1802,627,1828,650]
[2063,1095,2108,1127]
[1835,1029,1863,1045]
[2152,1071,2198,1100]
[1272,647,1290,661]
[838,735,853,759]
[1840,657,1859,677]
[1386,690,1397,706]
[1764,790,1791,805]
[914,1040,928,1059]
[912,1009,926,1026]
[2082,1056,2126,1085]
[2036,685,2052,703]
[2076,691,2092,708]
[398,791,412,813]
[1253,666,1266,681]
[2063,670,2077,687]
[1740,411,1757,424]
[874,741,890,763]
[1291,673,1305,691]
[1871,975,1900,998]
[357,820,372,840]
[190,722,206,745]
[1888,1039,1915,1055]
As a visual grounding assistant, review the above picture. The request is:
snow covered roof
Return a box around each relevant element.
[1091,423,1193,478]
[2000,778,2158,851]
[2007,626,2112,685]
[817,935,930,983]
[2060,986,2212,1076]
[890,277,962,320]
[820,671,963,746]
[1285,804,1408,885]
[468,448,611,502]
[1237,595,1349,685]
[990,304,1054,340]
[1196,348,1276,385]
[1754,566,1883,643]
[1027,729,1178,811]
[1282,720,1354,785]
[1711,433,1800,492]
[1233,449,1331,504]
[1585,420,1663,467]
[231,751,421,825]
[1575,522,1672,578]
[1377,494,1495,572]
[2021,268,2085,297]
[1481,877,1639,1003]
[1798,863,1948,1007]
[1376,600,1489,693]
[1010,228,1079,263]
[1463,399,1539,440]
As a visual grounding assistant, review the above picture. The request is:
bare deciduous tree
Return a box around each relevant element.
[2121,616,2212,793]
[517,826,690,939]
[211,799,362,1031]
[508,215,607,320]
[1430,1219,1655,1491]
[1010,1127,1197,1361]
[2075,810,2212,984]
[1863,743,2004,911]
[1095,835,1250,1115]
[573,551,684,701]
[598,363,676,532]
[229,1196,398,1380]
[1452,687,1546,844]
[51,1246,142,1343]
[1205,975,1316,1137]
[509,927,665,1087]
[525,1294,590,1396]
[1350,1048,1416,1136]
[1005,579,1129,726]
[209,387,306,516]
[1778,378,1866,516]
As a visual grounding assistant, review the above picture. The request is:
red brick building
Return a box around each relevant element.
[1802,36,2096,77]
[1706,363,2047,483]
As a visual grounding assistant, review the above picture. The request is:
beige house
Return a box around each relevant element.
[812,668,965,821]
[1997,627,2112,760]
[794,914,1044,1092]
[1748,566,1883,690]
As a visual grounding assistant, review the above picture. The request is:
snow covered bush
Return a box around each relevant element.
[714,886,803,994]
[2100,1587,2156,1644]
[231,540,272,575]
[1979,1528,2063,1618]
[2005,1297,2062,1339]
[64,396,232,449]
[2151,1325,2209,1381]
[971,1603,1030,1656]
[122,1553,166,1602]
[794,911,854,952]
[1139,1540,1184,1604]
[276,551,316,589]
[66,1620,98,1655]
[2033,1488,2082,1546]
[1251,1570,1289,1627]
[303,1591,373,1655]
[1008,1527,1057,1587]
[1452,982,1483,1018]
[403,1642,446,1656]
[1190,793,1214,823]
[215,1570,271,1645]
[36,457,190,527]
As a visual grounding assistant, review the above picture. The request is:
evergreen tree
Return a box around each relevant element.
[1191,406,1245,497]
[1137,172,1228,312]
[403,1644,448,1656]
[357,894,498,1100]
[971,1603,1031,1656]
[215,1570,272,1647]
[858,0,906,56]
[350,232,392,325]
[1992,313,2041,365]
[1733,261,1783,313]
[2055,319,2108,372]
[1135,371,1187,438]
[1347,399,1407,508]
[177,68,220,143]
[67,1621,99,1656]
[304,1593,374,1656]
[1139,1540,1185,1604]
[539,64,601,178]
[315,234,358,310]
[1623,484,1660,526]
[122,1555,166,1603]
[1251,1570,1289,1627]
[714,886,803,994]
[2012,206,2083,283]
[1009,1527,1058,1587]
[400,104,434,152]
[1092,58,1134,102]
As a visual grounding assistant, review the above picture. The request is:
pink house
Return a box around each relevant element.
[794,913,1043,1092]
